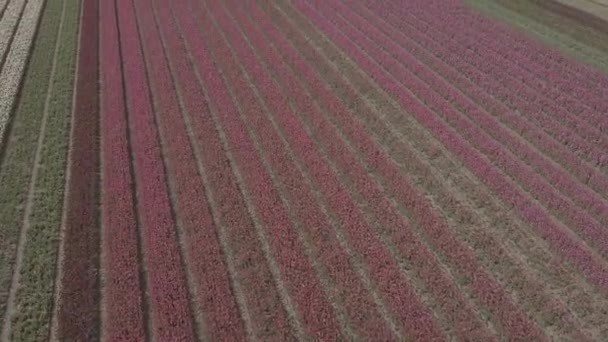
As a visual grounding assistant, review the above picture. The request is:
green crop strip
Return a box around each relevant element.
[467,0,608,73]
[8,0,81,339]
[0,0,63,322]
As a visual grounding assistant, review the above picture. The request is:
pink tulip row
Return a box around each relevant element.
[150,0,299,339]
[387,0,608,133]
[357,0,608,192]
[260,0,552,339]
[264,2,597,339]
[211,1,413,340]
[133,0,250,339]
[330,1,608,242]
[220,0,487,338]
[294,0,608,295]
[369,0,608,169]
[177,0,351,339]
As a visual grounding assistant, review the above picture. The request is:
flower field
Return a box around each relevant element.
[1,0,608,340]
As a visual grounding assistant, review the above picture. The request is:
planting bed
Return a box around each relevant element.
[0,0,608,340]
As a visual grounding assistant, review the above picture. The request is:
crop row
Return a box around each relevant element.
[175,0,350,338]
[330,1,608,255]
[267,1,602,338]
[0,0,26,71]
[294,0,608,293]
[133,0,251,339]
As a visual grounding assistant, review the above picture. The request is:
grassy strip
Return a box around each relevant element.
[0,0,61,325]
[55,0,100,338]
[8,0,80,340]
[0,0,46,149]
[467,0,608,72]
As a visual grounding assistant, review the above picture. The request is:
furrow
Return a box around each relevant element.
[0,0,45,150]
[0,0,60,330]
[269,1,607,338]
[209,0,408,339]
[326,0,608,256]
[54,0,100,338]
[155,0,297,339]
[292,0,608,292]
[98,0,145,339]
[115,0,196,338]
[135,0,249,338]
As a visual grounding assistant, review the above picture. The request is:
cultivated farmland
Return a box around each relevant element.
[1,0,608,340]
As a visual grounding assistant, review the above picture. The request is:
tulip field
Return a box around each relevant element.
[1,0,608,340]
